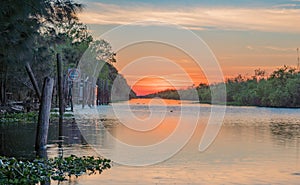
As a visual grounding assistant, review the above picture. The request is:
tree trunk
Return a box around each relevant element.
[0,78,5,105]
[82,80,87,108]
[35,77,53,158]
[25,63,41,101]
[57,53,64,116]
[0,62,7,105]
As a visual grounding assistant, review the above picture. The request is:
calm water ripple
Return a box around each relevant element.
[0,99,299,184]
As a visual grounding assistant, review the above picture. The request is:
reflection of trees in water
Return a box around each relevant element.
[0,122,37,159]
[72,117,119,153]
[269,121,300,140]
[0,120,90,159]
[58,119,88,146]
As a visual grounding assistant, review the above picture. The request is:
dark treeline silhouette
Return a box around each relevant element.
[145,66,300,108]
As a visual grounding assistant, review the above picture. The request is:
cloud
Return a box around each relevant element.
[263,46,296,52]
[79,2,300,33]
[245,45,296,52]
[273,3,300,8]
[246,46,254,50]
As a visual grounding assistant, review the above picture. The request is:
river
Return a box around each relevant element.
[1,98,299,184]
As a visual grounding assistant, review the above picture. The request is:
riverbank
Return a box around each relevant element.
[143,66,300,108]
[0,111,74,123]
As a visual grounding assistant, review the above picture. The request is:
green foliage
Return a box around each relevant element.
[96,61,136,102]
[0,112,74,123]
[0,156,51,184]
[50,155,111,181]
[0,112,38,123]
[0,155,111,184]
[79,39,116,78]
[197,83,211,103]
[0,0,92,104]
[77,39,135,103]
[223,66,300,107]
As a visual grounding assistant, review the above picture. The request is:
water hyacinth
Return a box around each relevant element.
[0,155,111,184]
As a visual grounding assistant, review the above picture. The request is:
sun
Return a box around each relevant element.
[132,76,177,96]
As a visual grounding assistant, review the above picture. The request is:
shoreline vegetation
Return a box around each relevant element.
[143,66,300,108]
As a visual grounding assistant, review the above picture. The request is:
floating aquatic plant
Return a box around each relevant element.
[0,155,111,184]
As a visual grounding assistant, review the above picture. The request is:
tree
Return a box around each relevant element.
[0,0,87,104]
[0,0,48,104]
[253,68,266,81]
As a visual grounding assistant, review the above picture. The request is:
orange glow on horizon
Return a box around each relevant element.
[132,77,178,96]
[115,42,209,96]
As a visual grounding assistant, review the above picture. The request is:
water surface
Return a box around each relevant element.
[1,99,299,184]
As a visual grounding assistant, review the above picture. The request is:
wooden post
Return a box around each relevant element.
[91,78,96,106]
[97,81,100,105]
[56,54,65,158]
[35,77,53,158]
[64,76,68,105]
[101,79,104,105]
[57,54,64,116]
[0,64,7,105]
[105,79,109,104]
[53,77,58,107]
[25,63,41,101]
[88,81,92,107]
[69,81,73,111]
[82,79,88,108]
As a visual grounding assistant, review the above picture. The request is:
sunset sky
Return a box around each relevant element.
[79,0,300,95]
